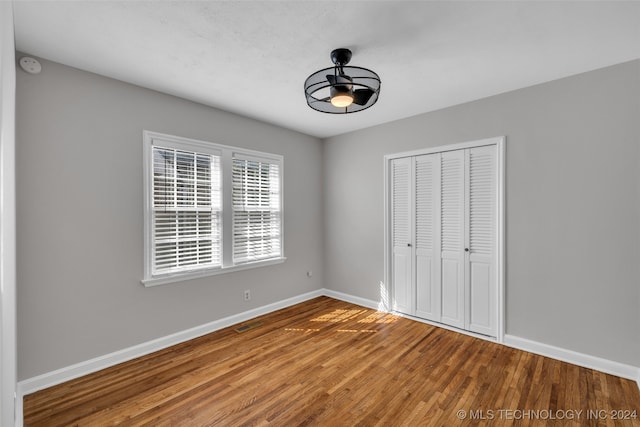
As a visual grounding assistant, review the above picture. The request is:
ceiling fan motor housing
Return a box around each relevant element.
[330,48,352,66]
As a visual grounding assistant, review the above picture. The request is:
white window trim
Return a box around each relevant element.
[141,258,286,287]
[142,131,285,287]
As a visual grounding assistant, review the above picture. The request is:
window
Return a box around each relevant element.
[143,131,284,286]
[151,146,222,274]
[232,156,282,264]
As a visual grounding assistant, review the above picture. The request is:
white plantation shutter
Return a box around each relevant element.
[232,156,282,264]
[152,146,222,274]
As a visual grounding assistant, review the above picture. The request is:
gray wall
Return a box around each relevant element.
[16,57,324,380]
[323,60,640,367]
[16,54,640,380]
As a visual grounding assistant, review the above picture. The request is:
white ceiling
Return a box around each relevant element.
[13,1,640,139]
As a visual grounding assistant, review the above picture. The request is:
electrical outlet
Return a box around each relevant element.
[244,290,251,301]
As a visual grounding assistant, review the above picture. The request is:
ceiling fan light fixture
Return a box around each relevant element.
[330,86,354,108]
[304,48,381,114]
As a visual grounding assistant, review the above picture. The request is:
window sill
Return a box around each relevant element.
[141,257,287,287]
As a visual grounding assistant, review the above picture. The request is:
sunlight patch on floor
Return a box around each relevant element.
[310,309,366,323]
[357,313,398,324]
[284,328,321,333]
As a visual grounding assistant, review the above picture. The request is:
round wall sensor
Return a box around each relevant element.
[19,57,42,75]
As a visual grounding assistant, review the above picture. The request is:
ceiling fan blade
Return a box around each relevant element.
[326,74,353,90]
[353,89,375,106]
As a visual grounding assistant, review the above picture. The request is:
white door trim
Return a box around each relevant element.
[0,3,17,426]
[383,136,506,342]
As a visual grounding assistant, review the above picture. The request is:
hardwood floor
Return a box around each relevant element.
[24,297,640,426]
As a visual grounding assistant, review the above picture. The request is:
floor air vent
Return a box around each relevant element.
[234,321,263,333]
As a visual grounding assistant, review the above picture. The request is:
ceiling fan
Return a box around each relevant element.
[304,48,381,114]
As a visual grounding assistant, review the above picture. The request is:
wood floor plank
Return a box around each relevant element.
[23,297,640,426]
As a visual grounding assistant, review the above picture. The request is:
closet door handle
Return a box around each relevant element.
[407,243,412,247]
[464,248,469,252]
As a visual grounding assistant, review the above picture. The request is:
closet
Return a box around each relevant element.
[388,140,500,337]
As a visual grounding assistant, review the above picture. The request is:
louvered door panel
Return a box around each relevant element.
[391,158,413,315]
[414,154,440,320]
[467,145,496,336]
[440,150,465,329]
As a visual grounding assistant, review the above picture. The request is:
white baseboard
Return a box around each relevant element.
[15,289,640,427]
[503,334,640,383]
[322,288,381,311]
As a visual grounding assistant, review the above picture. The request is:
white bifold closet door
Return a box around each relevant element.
[391,157,412,315]
[466,145,496,336]
[440,150,466,329]
[414,154,440,321]
[390,144,496,337]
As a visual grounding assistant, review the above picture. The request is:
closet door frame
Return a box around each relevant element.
[383,136,505,343]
